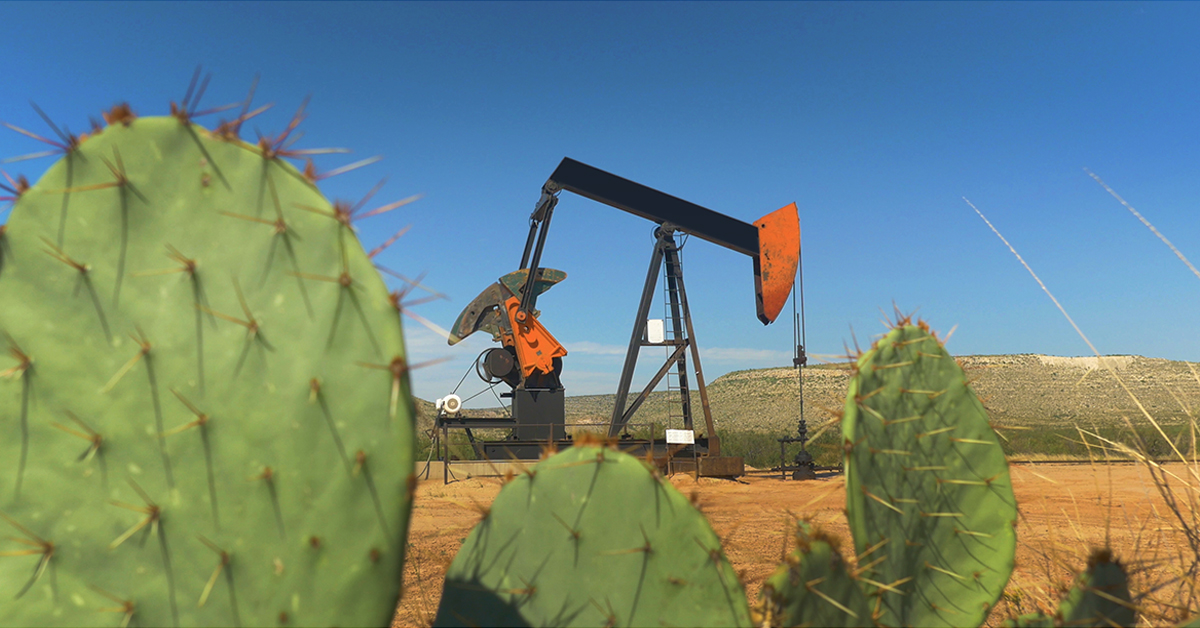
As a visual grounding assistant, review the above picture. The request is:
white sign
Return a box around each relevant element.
[665,429,695,445]
[647,319,665,344]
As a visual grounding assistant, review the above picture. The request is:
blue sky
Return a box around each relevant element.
[3,2,1200,406]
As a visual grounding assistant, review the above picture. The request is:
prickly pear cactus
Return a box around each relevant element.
[760,521,872,628]
[1006,548,1135,628]
[1062,550,1136,627]
[1058,549,1135,627]
[842,321,1017,627]
[0,102,415,626]
[434,442,752,628]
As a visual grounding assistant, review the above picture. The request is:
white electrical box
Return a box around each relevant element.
[647,319,665,344]
[665,429,695,445]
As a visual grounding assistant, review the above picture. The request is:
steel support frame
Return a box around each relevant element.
[608,227,718,454]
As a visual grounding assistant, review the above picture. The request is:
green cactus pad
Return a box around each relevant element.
[842,322,1017,628]
[760,522,872,628]
[0,114,414,626]
[1058,549,1135,627]
[1003,550,1136,628]
[434,443,752,628]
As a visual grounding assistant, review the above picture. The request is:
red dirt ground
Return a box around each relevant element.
[392,462,1198,627]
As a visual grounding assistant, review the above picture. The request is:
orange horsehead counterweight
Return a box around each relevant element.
[753,202,802,325]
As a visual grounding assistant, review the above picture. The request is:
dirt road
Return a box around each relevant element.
[393,462,1197,627]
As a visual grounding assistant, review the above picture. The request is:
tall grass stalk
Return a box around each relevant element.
[968,191,1200,624]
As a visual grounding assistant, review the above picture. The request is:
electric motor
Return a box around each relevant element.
[436,394,463,417]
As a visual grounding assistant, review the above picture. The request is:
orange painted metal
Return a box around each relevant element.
[503,296,568,377]
[752,202,801,325]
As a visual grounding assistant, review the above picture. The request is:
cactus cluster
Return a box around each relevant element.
[436,320,1159,628]
[755,321,1016,628]
[758,322,1145,628]
[1,82,416,627]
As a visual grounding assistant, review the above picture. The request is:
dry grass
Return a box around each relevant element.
[968,187,1200,625]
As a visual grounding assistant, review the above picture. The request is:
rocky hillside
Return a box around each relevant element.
[416,354,1200,435]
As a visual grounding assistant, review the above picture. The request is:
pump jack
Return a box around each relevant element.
[441,158,800,474]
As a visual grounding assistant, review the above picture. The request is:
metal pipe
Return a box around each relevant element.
[518,220,539,271]
[520,194,558,315]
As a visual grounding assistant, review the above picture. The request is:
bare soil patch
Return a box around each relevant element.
[392,462,1197,627]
